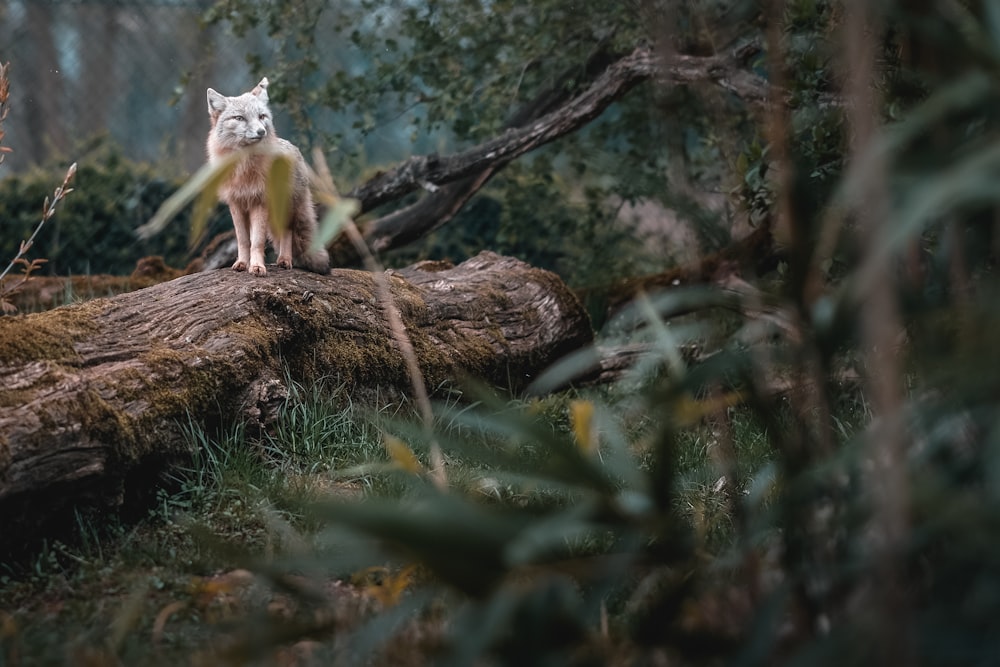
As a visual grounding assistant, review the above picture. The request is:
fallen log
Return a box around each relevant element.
[0,251,592,543]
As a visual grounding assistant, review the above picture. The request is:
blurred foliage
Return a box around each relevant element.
[735,0,845,230]
[0,141,230,276]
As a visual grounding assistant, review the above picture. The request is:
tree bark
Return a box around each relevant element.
[0,252,591,543]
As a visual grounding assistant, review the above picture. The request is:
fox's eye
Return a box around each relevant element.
[259,114,268,121]
[233,115,245,122]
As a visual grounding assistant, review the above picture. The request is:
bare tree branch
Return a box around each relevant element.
[328,43,626,266]
[345,48,656,215]
[345,45,766,216]
[203,43,767,270]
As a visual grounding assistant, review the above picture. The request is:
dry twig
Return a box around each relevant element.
[0,62,11,167]
[0,163,77,313]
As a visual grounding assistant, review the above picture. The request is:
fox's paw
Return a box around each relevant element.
[249,263,267,277]
[276,256,293,270]
[232,260,248,272]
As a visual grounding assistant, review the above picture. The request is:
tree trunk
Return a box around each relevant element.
[0,252,591,543]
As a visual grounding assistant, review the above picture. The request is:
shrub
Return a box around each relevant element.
[0,141,230,275]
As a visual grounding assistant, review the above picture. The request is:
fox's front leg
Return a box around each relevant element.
[230,206,252,272]
[248,207,269,276]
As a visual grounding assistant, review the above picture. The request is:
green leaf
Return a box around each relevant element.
[837,71,992,210]
[135,154,237,240]
[524,345,603,396]
[735,151,749,176]
[315,197,360,249]
[432,400,618,496]
[311,494,529,597]
[988,1,1000,49]
[853,139,1000,296]
[189,164,236,249]
[266,153,294,237]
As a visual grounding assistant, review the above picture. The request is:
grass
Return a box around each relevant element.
[0,373,788,665]
[0,380,387,664]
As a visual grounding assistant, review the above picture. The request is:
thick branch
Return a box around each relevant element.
[0,252,591,543]
[362,171,496,255]
[344,44,767,216]
[345,48,658,215]
[328,45,621,266]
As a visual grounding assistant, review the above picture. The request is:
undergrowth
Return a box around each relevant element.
[0,373,786,665]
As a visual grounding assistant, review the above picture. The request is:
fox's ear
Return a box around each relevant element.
[251,77,269,101]
[207,88,227,117]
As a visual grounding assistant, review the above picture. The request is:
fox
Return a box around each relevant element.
[206,77,329,276]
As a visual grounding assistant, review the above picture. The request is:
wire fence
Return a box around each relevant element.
[0,0,273,175]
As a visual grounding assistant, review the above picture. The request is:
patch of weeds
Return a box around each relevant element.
[263,379,387,473]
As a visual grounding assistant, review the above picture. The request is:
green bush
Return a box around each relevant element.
[0,143,230,275]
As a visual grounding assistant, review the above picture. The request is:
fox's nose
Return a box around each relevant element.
[255,127,266,138]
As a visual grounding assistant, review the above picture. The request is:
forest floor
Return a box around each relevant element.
[0,377,782,666]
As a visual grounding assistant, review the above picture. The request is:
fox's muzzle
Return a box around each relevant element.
[243,126,266,143]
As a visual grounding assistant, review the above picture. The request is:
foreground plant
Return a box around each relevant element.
[204,3,1000,664]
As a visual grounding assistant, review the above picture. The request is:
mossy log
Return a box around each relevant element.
[0,251,592,541]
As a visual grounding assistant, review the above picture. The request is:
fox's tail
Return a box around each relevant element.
[293,232,331,274]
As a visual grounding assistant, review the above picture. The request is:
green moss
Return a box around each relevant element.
[74,389,139,456]
[0,432,9,472]
[0,302,104,365]
[0,388,35,409]
[126,344,258,426]
[315,331,405,386]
